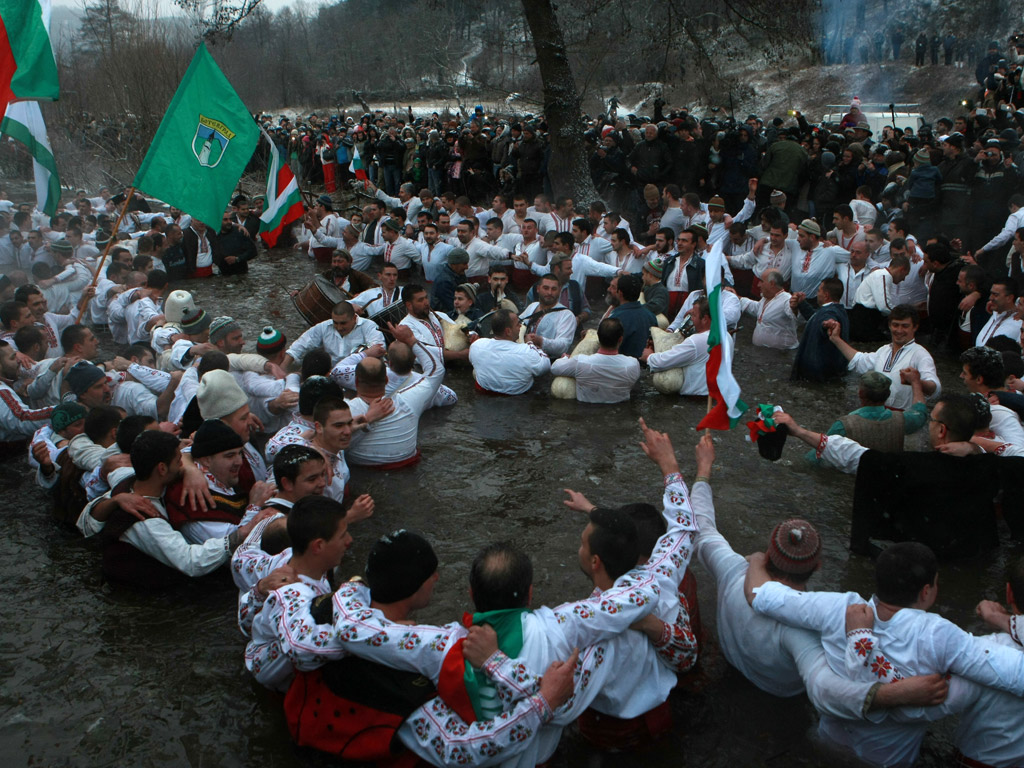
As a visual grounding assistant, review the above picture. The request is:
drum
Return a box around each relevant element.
[368,301,408,341]
[292,276,345,326]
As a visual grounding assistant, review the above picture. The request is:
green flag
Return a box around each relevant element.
[133,44,258,228]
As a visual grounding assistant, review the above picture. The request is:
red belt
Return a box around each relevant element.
[474,381,513,396]
[360,449,422,471]
[953,750,997,768]
[189,266,214,278]
[576,700,672,750]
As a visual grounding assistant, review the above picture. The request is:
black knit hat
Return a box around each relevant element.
[365,530,438,603]
[191,418,243,459]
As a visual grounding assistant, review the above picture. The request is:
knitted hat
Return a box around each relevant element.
[164,290,196,324]
[51,401,87,432]
[820,151,837,170]
[913,148,931,166]
[455,282,478,301]
[332,248,352,262]
[644,256,665,277]
[549,253,572,268]
[365,529,438,603]
[66,362,105,396]
[707,196,725,210]
[770,190,787,204]
[50,239,72,254]
[196,369,248,420]
[447,247,469,265]
[191,418,243,459]
[381,218,402,233]
[181,307,211,335]
[209,316,241,345]
[798,219,821,237]
[688,222,709,241]
[317,194,334,211]
[257,325,286,355]
[767,519,821,576]
[344,224,362,239]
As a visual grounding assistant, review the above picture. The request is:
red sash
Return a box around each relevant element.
[576,700,672,750]
[189,265,214,278]
[362,449,422,471]
[667,290,689,320]
[284,669,424,767]
[474,381,513,396]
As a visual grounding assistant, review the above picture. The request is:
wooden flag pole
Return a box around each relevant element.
[705,395,713,436]
[74,186,135,323]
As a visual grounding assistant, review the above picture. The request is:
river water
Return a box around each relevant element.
[2,246,1018,768]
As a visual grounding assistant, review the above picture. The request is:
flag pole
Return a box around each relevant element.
[259,125,314,207]
[74,186,135,323]
[705,395,713,436]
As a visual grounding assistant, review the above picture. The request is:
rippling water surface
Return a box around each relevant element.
[2,248,1017,767]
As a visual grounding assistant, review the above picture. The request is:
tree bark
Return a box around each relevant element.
[519,0,599,204]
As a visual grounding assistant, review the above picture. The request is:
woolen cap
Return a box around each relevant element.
[365,529,438,603]
[447,247,469,265]
[209,316,241,345]
[381,218,402,233]
[196,369,248,420]
[644,256,665,277]
[51,401,87,432]
[66,362,105,396]
[181,307,211,335]
[191,418,243,459]
[707,196,725,210]
[456,282,478,301]
[798,219,821,236]
[767,519,821,576]
[257,325,286,355]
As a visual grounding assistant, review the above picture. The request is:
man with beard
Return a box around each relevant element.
[0,340,54,443]
[319,249,375,300]
[77,430,271,585]
[399,283,468,370]
[520,274,578,358]
[212,210,257,276]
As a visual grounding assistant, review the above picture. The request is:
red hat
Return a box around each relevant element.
[601,125,615,138]
[767,519,821,576]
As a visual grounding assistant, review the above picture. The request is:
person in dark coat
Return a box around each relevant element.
[608,274,657,358]
[211,212,256,276]
[790,277,849,382]
[429,247,469,314]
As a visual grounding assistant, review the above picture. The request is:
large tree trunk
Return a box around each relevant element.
[519,0,599,204]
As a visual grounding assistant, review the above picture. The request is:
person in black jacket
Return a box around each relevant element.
[376,127,404,196]
[211,211,256,276]
[790,277,849,382]
[628,125,673,187]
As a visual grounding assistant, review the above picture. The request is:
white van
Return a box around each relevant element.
[821,104,926,135]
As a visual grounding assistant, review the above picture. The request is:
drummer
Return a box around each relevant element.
[350,264,401,318]
[321,249,375,299]
[283,301,386,369]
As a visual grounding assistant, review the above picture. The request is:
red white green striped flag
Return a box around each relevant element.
[349,142,368,181]
[0,0,59,107]
[2,100,60,216]
[696,242,747,431]
[258,136,303,248]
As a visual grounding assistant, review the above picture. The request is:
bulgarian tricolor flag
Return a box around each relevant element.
[696,241,747,431]
[1,0,59,107]
[258,135,303,248]
[2,100,60,216]
[349,142,367,181]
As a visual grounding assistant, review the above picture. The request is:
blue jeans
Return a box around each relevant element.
[428,168,443,196]
[381,165,401,196]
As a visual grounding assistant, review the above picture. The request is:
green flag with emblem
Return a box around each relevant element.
[133,44,258,228]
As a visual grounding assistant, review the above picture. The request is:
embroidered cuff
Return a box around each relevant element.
[862,682,882,718]
[529,692,555,724]
[482,650,510,678]
[664,472,683,488]
[815,433,828,460]
[1011,615,1023,647]
[653,620,673,649]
